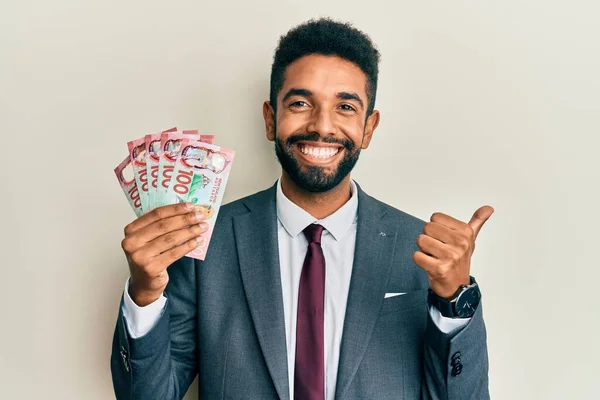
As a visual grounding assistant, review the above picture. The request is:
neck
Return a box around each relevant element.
[280,172,353,220]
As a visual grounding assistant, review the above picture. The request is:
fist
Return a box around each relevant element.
[413,205,494,299]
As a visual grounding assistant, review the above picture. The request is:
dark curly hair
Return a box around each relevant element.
[269,18,381,116]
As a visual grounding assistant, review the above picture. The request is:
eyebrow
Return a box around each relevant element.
[337,91,364,110]
[281,88,365,110]
[282,88,313,103]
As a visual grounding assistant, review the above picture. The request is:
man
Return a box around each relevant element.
[111,18,493,399]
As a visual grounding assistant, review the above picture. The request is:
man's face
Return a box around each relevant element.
[263,54,380,193]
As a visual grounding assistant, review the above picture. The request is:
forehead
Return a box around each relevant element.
[279,54,368,101]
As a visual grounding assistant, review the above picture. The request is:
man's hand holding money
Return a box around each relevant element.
[120,203,208,306]
[114,127,235,302]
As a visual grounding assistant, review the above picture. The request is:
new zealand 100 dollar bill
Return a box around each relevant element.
[126,137,150,211]
[114,156,144,217]
[156,131,214,208]
[164,138,235,260]
[145,132,164,211]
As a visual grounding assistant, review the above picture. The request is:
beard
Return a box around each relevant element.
[274,132,362,193]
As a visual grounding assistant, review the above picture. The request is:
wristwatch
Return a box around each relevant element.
[428,276,481,318]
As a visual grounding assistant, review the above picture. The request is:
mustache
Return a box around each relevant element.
[285,133,355,150]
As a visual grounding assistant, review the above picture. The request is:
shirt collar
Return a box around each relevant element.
[276,178,358,241]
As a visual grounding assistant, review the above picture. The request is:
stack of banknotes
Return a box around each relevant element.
[114,127,235,260]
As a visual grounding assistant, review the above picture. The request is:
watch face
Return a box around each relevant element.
[455,287,480,318]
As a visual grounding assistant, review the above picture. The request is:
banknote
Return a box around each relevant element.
[164,138,235,260]
[146,127,179,210]
[114,156,144,217]
[126,137,150,211]
[156,131,214,208]
[144,133,163,211]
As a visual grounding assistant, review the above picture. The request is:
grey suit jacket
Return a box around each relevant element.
[111,183,490,399]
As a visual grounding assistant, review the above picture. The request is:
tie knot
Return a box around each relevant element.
[303,224,324,244]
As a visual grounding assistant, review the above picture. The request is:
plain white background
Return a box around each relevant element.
[1,1,598,399]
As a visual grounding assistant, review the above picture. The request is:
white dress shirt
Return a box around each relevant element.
[122,178,470,400]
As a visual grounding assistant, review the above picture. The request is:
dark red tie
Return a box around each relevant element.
[294,224,326,400]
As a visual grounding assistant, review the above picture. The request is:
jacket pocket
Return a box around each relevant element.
[379,289,427,315]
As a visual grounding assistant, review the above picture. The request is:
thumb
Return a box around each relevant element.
[468,205,495,239]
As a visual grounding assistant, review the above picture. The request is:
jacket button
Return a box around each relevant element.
[451,351,461,362]
[451,363,463,377]
[451,351,461,369]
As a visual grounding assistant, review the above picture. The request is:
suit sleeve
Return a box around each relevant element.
[110,257,198,400]
[122,278,167,338]
[421,302,490,399]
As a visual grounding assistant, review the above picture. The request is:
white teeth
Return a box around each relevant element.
[299,145,339,159]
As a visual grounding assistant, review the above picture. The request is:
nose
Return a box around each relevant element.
[306,107,337,138]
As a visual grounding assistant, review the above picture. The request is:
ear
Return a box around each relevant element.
[361,109,380,149]
[263,101,276,142]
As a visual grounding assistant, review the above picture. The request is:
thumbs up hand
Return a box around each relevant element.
[413,206,494,299]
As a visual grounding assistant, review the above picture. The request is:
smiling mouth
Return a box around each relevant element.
[295,143,343,161]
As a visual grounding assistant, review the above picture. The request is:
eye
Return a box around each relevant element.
[289,100,308,108]
[339,103,356,112]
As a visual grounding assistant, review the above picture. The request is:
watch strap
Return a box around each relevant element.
[427,276,478,318]
[428,288,456,317]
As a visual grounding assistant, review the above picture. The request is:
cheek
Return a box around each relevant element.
[276,112,308,137]
[340,118,366,146]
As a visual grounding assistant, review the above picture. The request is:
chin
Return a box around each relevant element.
[289,167,348,193]
[275,138,359,193]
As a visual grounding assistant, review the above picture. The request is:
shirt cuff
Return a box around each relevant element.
[428,305,470,334]
[121,277,167,339]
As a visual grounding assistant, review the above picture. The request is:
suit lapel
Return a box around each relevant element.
[233,185,290,400]
[334,186,399,400]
